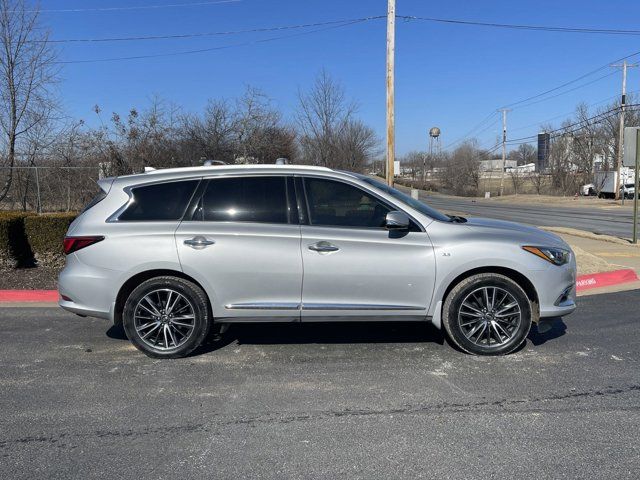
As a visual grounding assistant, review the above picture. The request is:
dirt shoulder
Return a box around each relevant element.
[0,267,59,290]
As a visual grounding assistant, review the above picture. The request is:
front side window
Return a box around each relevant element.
[119,180,199,221]
[197,176,290,224]
[304,178,391,228]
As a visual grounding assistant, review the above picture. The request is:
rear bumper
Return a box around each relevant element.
[58,254,119,321]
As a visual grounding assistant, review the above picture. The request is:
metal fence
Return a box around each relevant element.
[0,166,102,213]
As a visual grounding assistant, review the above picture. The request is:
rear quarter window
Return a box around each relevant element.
[118,180,199,221]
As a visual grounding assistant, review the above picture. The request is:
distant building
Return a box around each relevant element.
[479,159,517,171]
[506,163,536,174]
[537,132,551,171]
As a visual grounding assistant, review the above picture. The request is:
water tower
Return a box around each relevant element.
[423,127,441,182]
[429,127,441,158]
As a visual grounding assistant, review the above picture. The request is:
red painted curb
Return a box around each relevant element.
[576,269,639,292]
[0,290,58,303]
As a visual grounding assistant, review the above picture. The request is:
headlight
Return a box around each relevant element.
[522,246,571,266]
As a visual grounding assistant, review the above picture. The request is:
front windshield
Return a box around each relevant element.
[355,175,452,222]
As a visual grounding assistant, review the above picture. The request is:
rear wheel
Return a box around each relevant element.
[123,276,211,358]
[442,273,532,356]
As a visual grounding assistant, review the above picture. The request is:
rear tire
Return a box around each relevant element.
[442,273,532,356]
[123,276,211,358]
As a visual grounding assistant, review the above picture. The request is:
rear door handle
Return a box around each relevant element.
[308,241,339,253]
[184,236,215,248]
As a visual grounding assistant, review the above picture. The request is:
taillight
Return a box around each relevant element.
[63,236,105,255]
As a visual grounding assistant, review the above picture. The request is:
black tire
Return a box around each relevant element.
[442,273,532,356]
[123,276,211,358]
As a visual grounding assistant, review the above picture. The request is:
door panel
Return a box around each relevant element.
[175,175,302,321]
[176,222,302,320]
[300,226,435,320]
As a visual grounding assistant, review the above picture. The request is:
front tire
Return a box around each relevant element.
[442,273,532,356]
[123,276,211,358]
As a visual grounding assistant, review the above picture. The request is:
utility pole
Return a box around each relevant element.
[498,109,510,196]
[634,130,640,244]
[385,0,396,186]
[611,60,638,202]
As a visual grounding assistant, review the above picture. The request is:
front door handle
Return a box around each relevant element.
[308,241,339,253]
[184,236,215,248]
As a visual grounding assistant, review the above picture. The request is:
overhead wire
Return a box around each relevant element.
[44,16,387,43]
[55,17,380,64]
[396,15,640,37]
[28,0,241,14]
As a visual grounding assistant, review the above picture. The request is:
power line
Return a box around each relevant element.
[28,0,241,14]
[510,70,618,111]
[443,111,499,150]
[55,18,378,64]
[397,15,640,36]
[449,48,640,149]
[44,17,386,43]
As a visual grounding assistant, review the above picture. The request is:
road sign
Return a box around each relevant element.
[623,127,640,167]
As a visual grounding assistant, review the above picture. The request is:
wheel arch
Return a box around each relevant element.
[113,269,212,326]
[440,266,540,321]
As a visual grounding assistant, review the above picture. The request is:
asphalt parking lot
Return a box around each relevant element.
[2,291,640,479]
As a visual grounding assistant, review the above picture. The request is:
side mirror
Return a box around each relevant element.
[385,211,410,230]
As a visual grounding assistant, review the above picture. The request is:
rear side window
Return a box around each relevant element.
[196,176,289,224]
[119,180,199,221]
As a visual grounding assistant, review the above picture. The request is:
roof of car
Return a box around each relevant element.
[110,163,359,187]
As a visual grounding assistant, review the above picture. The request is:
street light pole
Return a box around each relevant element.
[385,0,396,186]
[498,109,509,196]
[633,130,640,244]
[612,60,638,203]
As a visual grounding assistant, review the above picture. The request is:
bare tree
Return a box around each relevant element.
[296,70,378,171]
[526,170,546,195]
[296,70,356,168]
[508,168,525,195]
[0,0,57,202]
[442,141,481,196]
[510,143,536,166]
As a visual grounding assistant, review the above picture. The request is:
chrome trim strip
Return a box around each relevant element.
[225,302,301,310]
[301,303,425,311]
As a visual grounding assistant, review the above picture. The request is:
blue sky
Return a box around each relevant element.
[46,0,640,156]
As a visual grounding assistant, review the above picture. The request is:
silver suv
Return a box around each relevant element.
[59,165,576,358]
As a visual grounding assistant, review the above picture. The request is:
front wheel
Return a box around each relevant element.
[442,273,532,356]
[123,276,211,358]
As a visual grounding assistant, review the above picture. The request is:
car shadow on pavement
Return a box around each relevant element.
[106,319,565,357]
[194,322,446,356]
[527,317,567,346]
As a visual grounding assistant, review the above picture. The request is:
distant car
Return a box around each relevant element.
[59,165,577,358]
[580,183,596,196]
[622,183,636,199]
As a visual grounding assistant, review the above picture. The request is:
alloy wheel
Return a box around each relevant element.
[133,288,196,351]
[457,286,522,348]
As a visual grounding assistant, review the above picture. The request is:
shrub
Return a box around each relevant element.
[24,213,77,268]
[0,212,35,269]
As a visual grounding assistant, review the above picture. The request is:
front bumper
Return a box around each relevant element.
[535,257,577,319]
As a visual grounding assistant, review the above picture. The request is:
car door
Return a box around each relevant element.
[175,175,303,321]
[298,175,435,321]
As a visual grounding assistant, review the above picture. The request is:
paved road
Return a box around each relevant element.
[2,292,639,479]
[419,192,635,238]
